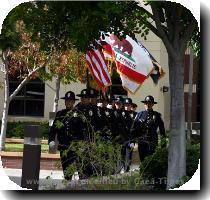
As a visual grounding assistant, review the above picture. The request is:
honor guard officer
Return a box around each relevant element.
[74,88,93,139]
[75,88,97,178]
[89,88,105,132]
[122,97,137,171]
[130,95,166,162]
[101,97,116,142]
[75,89,91,108]
[89,88,99,106]
[112,96,129,172]
[112,96,126,143]
[48,91,80,180]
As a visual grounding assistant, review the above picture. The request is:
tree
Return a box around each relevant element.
[0,21,50,150]
[0,2,100,150]
[43,48,87,115]
[128,1,199,188]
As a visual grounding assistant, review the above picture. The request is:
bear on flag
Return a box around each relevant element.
[102,33,154,84]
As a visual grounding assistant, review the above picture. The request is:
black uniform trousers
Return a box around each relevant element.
[59,148,76,180]
[137,142,155,162]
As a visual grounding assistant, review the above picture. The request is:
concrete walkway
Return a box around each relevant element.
[4,164,139,190]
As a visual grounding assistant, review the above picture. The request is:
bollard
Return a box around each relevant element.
[21,125,41,190]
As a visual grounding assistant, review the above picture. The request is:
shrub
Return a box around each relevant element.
[139,143,200,190]
[0,120,49,139]
[186,143,200,177]
[63,136,122,179]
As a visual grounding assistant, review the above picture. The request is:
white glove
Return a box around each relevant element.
[49,141,56,152]
[97,102,103,108]
[106,104,112,109]
[129,143,135,149]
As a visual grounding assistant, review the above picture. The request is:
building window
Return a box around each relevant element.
[8,77,45,117]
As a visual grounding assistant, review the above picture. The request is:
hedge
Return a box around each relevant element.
[0,121,49,139]
[139,143,200,190]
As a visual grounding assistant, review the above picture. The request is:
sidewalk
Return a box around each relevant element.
[4,168,64,190]
[4,164,139,190]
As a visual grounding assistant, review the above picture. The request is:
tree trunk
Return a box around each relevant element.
[53,75,61,114]
[0,59,10,151]
[0,53,51,150]
[167,55,186,189]
[0,100,10,151]
[49,75,61,153]
[49,75,61,127]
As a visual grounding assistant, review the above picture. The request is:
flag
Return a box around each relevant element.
[101,42,141,94]
[120,74,142,94]
[150,61,165,84]
[86,48,112,88]
[137,41,165,84]
[102,34,154,84]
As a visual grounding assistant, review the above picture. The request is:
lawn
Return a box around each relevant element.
[5,143,50,153]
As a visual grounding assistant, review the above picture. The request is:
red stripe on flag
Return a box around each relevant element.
[92,50,111,84]
[86,51,104,83]
[86,53,104,88]
[86,56,104,88]
[116,61,147,83]
[98,50,111,84]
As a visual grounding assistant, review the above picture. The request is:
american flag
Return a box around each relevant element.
[86,48,111,88]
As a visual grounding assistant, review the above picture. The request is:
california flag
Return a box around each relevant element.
[108,34,153,83]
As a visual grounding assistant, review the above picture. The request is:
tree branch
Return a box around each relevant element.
[173,5,183,45]
[143,20,161,38]
[137,6,155,21]
[9,77,29,101]
[150,4,174,56]
[9,53,52,101]
[180,18,197,53]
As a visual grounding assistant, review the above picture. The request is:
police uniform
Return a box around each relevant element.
[112,96,127,144]
[130,95,165,162]
[110,96,130,172]
[122,98,137,171]
[102,101,116,142]
[75,88,101,178]
[48,91,82,180]
[89,88,105,133]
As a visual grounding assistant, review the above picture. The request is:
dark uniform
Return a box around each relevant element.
[89,88,105,133]
[48,91,84,180]
[122,98,137,171]
[101,96,116,138]
[74,88,102,139]
[111,96,129,172]
[112,97,127,144]
[74,88,101,178]
[130,95,165,162]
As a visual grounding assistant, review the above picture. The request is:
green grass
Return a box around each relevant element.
[5,143,50,153]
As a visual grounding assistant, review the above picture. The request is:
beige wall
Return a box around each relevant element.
[44,79,86,120]
[0,31,170,130]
